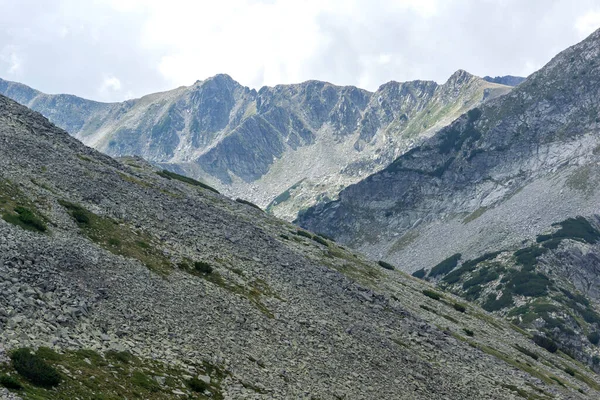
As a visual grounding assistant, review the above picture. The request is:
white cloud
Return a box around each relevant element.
[575,10,600,38]
[0,46,22,76]
[0,0,599,100]
[98,75,123,101]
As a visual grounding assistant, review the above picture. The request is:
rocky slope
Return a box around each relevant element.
[0,72,511,221]
[411,215,600,372]
[1,95,598,398]
[298,28,600,274]
[483,75,526,86]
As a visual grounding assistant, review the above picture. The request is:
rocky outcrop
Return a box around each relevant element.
[1,94,598,398]
[0,72,512,221]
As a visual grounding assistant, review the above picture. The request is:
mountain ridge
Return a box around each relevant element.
[297,28,600,272]
[0,71,512,221]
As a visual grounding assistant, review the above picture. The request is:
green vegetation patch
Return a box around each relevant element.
[2,205,47,233]
[514,246,548,271]
[412,268,427,279]
[429,253,461,278]
[10,348,61,388]
[533,335,558,353]
[1,347,225,399]
[537,216,600,245]
[0,180,48,233]
[156,170,219,194]
[378,260,395,271]
[422,289,442,300]
[59,200,171,273]
[235,198,263,210]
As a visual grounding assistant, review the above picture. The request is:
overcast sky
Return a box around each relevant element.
[1,0,599,102]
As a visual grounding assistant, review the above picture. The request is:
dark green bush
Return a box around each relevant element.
[188,377,209,392]
[59,200,91,225]
[378,260,395,271]
[312,235,330,247]
[131,371,160,392]
[235,198,262,210]
[532,335,558,353]
[412,268,426,279]
[156,170,220,194]
[564,367,576,376]
[3,206,47,232]
[507,271,550,297]
[316,232,336,242]
[513,246,547,271]
[463,328,474,337]
[462,268,499,290]
[106,350,134,364]
[429,253,461,277]
[422,289,441,300]
[0,374,22,390]
[588,331,600,345]
[194,261,213,274]
[482,292,514,312]
[10,348,61,387]
[514,344,539,360]
[453,303,466,313]
[581,308,600,324]
[536,217,600,245]
[295,230,313,239]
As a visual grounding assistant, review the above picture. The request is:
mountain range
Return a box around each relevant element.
[2,21,600,400]
[0,71,514,221]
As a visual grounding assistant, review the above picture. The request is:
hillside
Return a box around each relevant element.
[0,72,511,221]
[298,28,600,273]
[1,95,598,398]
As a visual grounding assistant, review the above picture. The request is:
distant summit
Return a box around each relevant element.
[483,75,526,86]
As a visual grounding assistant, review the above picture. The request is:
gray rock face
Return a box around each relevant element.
[1,94,597,398]
[298,28,600,273]
[0,71,511,220]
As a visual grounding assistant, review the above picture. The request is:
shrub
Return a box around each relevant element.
[588,331,600,345]
[0,375,22,390]
[10,348,61,387]
[59,201,91,225]
[156,170,220,194]
[532,335,558,353]
[453,303,466,313]
[131,371,160,392]
[462,268,499,290]
[194,261,213,274]
[513,246,547,271]
[482,292,514,312]
[106,350,134,364]
[378,260,395,271]
[3,206,47,232]
[514,344,539,360]
[537,217,600,245]
[188,377,209,392]
[507,271,550,297]
[295,230,313,239]
[316,232,335,242]
[412,268,426,279]
[429,254,461,277]
[312,235,330,247]
[463,328,474,337]
[564,367,576,376]
[235,198,262,210]
[422,289,441,300]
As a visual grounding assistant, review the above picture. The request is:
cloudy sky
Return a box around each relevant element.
[1,0,599,102]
